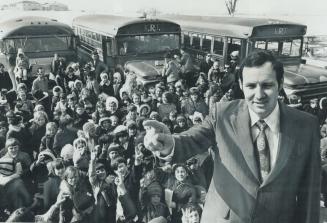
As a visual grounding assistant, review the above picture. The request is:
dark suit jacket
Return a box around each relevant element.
[172,99,321,223]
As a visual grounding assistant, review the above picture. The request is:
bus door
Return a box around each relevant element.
[103,37,116,72]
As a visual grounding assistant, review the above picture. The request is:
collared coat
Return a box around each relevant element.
[172,99,321,223]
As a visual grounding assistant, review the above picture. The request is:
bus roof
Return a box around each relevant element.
[0,16,74,39]
[72,14,181,37]
[162,15,307,39]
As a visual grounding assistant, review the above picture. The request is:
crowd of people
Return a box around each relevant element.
[0,47,325,223]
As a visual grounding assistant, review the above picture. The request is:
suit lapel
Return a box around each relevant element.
[261,102,296,187]
[230,102,261,183]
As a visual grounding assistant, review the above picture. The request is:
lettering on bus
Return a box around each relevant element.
[144,24,160,32]
[274,27,287,35]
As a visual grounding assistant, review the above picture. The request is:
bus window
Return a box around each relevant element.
[228,38,241,55]
[213,37,224,55]
[253,39,302,57]
[282,39,301,56]
[191,33,201,50]
[106,40,113,56]
[202,35,213,53]
[255,41,266,50]
[183,32,191,48]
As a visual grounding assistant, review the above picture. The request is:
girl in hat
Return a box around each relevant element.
[43,159,66,211]
[14,48,29,82]
[29,111,48,158]
[158,92,177,120]
[140,181,170,223]
[39,122,58,156]
[89,148,118,223]
[57,166,94,223]
[93,101,109,125]
[96,117,112,138]
[173,115,189,133]
[167,164,197,223]
[17,90,34,115]
[99,72,114,96]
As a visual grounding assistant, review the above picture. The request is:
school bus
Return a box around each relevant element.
[72,14,181,86]
[0,16,77,89]
[163,15,327,101]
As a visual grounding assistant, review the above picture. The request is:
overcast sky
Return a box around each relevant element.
[1,0,327,34]
[54,0,327,15]
[2,0,327,15]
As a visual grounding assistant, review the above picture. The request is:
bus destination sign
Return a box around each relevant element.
[117,22,181,36]
[144,24,160,32]
[252,25,307,38]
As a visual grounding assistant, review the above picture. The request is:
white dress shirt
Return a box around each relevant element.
[248,103,280,170]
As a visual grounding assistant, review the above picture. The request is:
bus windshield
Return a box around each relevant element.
[117,34,179,55]
[1,36,74,54]
[253,38,302,57]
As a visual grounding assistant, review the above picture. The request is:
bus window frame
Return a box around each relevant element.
[250,37,303,58]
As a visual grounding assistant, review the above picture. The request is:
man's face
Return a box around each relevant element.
[38,69,45,78]
[8,144,19,158]
[240,62,282,119]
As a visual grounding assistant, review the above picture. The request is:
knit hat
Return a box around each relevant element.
[176,115,186,122]
[139,103,151,116]
[100,72,108,80]
[126,120,137,129]
[189,87,199,95]
[149,111,160,120]
[53,86,63,96]
[74,79,83,89]
[99,117,111,126]
[320,97,327,110]
[106,96,119,111]
[60,144,74,160]
[190,111,204,123]
[288,94,301,108]
[108,143,123,153]
[113,125,128,135]
[95,162,105,171]
[83,122,96,136]
[147,181,163,197]
[38,150,56,163]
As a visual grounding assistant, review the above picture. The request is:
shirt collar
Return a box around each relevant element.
[249,102,280,133]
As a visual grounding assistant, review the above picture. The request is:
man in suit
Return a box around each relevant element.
[143,50,321,223]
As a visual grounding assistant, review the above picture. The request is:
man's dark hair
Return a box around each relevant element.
[239,50,284,87]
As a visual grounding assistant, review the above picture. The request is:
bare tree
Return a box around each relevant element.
[225,0,238,16]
